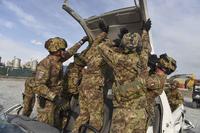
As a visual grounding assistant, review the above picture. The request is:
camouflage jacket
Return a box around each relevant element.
[63,55,86,95]
[79,32,108,86]
[165,88,184,111]
[24,77,35,96]
[139,30,152,72]
[146,73,167,103]
[113,73,166,108]
[33,43,81,101]
[98,41,141,85]
[98,30,151,85]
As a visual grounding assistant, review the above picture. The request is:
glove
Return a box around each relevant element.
[118,27,129,39]
[81,36,89,43]
[148,54,158,68]
[38,96,46,108]
[113,39,121,47]
[53,96,65,106]
[79,36,89,45]
[98,19,109,33]
[142,18,152,32]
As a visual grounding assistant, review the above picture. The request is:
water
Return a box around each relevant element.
[0,78,25,113]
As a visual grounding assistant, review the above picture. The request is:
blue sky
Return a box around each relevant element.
[0,0,200,77]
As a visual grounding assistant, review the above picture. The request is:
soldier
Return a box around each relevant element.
[22,76,35,117]
[113,54,177,133]
[146,54,177,126]
[165,80,184,112]
[62,52,87,132]
[72,21,109,133]
[32,36,88,128]
[64,53,87,96]
[97,20,152,133]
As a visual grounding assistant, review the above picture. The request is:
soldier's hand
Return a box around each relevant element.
[78,36,88,45]
[81,36,89,43]
[98,19,109,33]
[143,18,152,32]
[53,96,65,105]
[118,27,129,39]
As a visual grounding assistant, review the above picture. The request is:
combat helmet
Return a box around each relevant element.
[121,32,142,53]
[45,37,67,52]
[158,53,177,75]
[170,80,179,89]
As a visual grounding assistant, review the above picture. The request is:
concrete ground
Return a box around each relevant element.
[183,97,200,133]
[0,78,200,133]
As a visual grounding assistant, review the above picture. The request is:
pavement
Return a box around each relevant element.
[0,78,200,133]
[183,97,200,133]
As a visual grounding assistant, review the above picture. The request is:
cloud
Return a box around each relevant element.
[2,0,57,39]
[0,19,15,29]
[2,0,43,30]
[31,40,43,45]
[148,0,200,77]
[0,34,75,66]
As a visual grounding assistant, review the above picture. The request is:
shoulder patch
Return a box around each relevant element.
[36,71,45,80]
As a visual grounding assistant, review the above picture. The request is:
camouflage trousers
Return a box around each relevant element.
[22,78,35,117]
[72,74,104,133]
[22,93,35,117]
[146,96,156,126]
[37,99,68,129]
[37,100,56,126]
[110,107,148,133]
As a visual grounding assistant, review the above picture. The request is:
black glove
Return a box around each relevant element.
[118,27,129,39]
[79,36,89,45]
[113,39,121,47]
[142,18,152,32]
[148,54,158,68]
[53,96,65,106]
[38,96,46,108]
[98,19,109,33]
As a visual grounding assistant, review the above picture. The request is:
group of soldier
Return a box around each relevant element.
[22,18,182,133]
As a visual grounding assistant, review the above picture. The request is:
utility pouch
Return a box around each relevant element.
[38,96,46,108]
[22,93,25,100]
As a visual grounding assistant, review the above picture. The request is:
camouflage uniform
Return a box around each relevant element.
[62,55,86,132]
[98,30,151,133]
[140,30,152,74]
[165,81,184,112]
[146,74,167,125]
[72,32,107,133]
[64,53,87,95]
[33,40,82,127]
[22,77,35,117]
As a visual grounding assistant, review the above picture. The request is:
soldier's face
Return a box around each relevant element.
[60,49,66,59]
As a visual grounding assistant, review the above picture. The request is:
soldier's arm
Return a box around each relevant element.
[98,41,121,68]
[62,36,89,62]
[92,32,107,46]
[62,43,82,62]
[33,60,57,101]
[146,74,167,97]
[114,77,145,99]
[64,63,82,95]
[140,30,152,70]
[141,18,152,55]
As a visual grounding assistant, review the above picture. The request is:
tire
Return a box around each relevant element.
[192,101,197,108]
